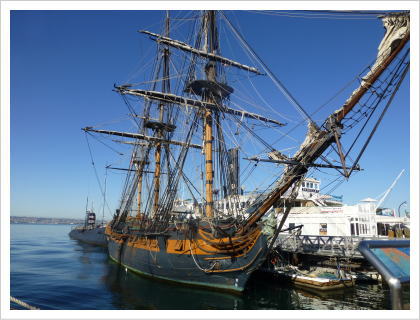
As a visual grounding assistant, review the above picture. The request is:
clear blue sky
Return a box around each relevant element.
[9,10,411,219]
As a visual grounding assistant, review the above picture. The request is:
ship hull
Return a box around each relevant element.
[106,229,268,293]
[69,226,107,246]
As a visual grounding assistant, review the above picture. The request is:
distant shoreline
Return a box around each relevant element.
[11,222,79,225]
[10,216,85,225]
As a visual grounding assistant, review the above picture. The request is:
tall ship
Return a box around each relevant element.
[83,10,410,292]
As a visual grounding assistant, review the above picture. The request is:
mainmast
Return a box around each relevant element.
[203,11,218,218]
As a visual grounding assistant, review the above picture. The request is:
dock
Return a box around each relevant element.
[271,234,388,282]
[274,234,370,258]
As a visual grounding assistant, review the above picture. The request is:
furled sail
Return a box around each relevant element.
[335,13,410,122]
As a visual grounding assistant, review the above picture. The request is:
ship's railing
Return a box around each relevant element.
[274,234,380,258]
[71,224,84,231]
[70,223,103,231]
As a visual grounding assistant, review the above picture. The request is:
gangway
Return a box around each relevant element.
[275,234,378,259]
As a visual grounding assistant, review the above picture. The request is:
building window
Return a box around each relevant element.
[351,223,359,236]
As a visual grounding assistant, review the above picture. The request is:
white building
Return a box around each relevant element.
[173,177,409,238]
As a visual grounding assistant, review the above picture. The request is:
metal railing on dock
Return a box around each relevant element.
[275,234,380,258]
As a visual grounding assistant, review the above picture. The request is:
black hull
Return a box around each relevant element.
[69,227,107,246]
[107,231,269,293]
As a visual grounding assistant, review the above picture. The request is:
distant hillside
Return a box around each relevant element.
[10,216,85,225]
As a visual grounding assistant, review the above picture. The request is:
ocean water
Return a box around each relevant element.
[10,224,392,310]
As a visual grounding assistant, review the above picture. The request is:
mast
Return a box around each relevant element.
[153,122,163,214]
[84,196,89,229]
[153,11,170,214]
[375,169,405,210]
[135,157,144,218]
[203,11,218,218]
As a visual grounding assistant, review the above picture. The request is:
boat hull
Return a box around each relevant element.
[107,230,268,293]
[69,226,107,246]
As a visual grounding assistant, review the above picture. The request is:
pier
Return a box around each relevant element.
[272,234,385,281]
[274,234,372,259]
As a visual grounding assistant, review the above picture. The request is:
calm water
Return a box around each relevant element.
[10,224,392,310]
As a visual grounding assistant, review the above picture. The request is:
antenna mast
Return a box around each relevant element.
[376,169,405,210]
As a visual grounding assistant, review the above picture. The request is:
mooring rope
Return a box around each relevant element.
[10,296,40,310]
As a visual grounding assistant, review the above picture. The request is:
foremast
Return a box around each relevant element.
[153,11,171,215]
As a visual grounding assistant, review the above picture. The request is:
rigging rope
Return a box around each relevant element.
[246,10,390,20]
[84,133,113,217]
[221,11,315,125]
[86,132,124,156]
[347,57,410,177]
[10,296,40,310]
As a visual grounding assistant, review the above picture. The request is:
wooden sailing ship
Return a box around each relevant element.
[83,11,410,292]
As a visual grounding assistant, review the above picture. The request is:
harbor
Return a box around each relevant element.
[67,190,408,295]
[10,223,398,310]
[6,7,414,314]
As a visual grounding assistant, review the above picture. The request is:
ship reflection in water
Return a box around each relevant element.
[103,259,244,309]
[102,258,390,310]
